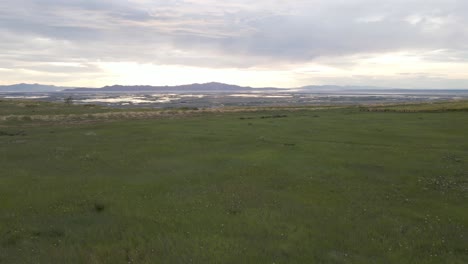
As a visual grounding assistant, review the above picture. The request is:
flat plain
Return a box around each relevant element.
[1,100,467,263]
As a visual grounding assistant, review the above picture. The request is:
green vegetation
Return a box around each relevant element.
[0,100,467,263]
[360,100,468,112]
[0,99,108,116]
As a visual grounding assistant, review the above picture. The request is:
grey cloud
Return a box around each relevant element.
[3,0,466,62]
[225,1,467,60]
[1,0,468,87]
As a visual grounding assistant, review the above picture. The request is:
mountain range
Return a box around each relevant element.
[0,83,68,92]
[0,82,280,92]
[1,82,468,94]
[65,82,282,92]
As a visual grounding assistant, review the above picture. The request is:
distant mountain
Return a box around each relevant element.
[64,82,283,92]
[2,82,467,94]
[0,83,67,92]
[299,85,468,94]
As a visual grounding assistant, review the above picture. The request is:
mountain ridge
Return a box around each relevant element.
[66,82,285,92]
[0,83,66,92]
[1,82,468,93]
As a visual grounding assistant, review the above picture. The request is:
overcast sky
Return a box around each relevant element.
[1,0,468,88]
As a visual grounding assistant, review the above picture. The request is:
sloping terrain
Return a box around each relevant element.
[1,100,467,263]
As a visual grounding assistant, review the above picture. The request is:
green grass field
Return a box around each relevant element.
[1,100,467,263]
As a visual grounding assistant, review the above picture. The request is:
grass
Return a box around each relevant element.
[360,100,468,112]
[0,100,467,263]
[0,99,111,116]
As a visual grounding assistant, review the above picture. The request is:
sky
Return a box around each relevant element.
[1,0,468,88]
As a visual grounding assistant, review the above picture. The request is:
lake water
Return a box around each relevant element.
[1,90,467,108]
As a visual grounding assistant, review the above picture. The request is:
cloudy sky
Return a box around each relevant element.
[1,0,468,88]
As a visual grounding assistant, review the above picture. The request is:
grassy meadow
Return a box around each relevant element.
[0,100,467,263]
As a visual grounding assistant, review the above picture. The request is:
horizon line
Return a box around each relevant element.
[2,82,468,90]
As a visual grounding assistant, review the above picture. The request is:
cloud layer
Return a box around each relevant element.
[1,0,468,88]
